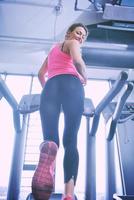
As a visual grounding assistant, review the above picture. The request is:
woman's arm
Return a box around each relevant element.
[68,40,87,84]
[38,57,48,88]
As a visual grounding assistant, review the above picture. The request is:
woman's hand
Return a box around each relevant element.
[38,57,48,88]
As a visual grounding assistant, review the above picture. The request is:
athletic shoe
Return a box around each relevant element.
[62,195,74,200]
[32,141,58,200]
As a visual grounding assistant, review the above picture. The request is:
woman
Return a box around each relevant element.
[32,23,88,200]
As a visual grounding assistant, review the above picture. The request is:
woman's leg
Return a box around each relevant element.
[61,75,84,198]
[40,77,61,146]
[32,77,61,200]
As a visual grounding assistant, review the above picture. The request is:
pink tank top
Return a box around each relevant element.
[47,44,84,83]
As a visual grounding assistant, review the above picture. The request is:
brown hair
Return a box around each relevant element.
[66,23,89,37]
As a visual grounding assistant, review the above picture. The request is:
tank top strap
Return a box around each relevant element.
[61,42,65,52]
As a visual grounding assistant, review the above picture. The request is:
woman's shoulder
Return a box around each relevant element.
[64,40,80,53]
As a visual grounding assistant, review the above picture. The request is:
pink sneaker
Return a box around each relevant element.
[32,141,58,200]
[62,195,74,200]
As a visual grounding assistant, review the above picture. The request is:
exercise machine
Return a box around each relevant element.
[102,82,134,200]
[0,71,129,200]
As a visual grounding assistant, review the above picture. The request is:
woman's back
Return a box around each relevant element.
[47,43,82,80]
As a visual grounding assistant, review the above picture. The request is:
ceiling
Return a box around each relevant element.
[0,0,134,80]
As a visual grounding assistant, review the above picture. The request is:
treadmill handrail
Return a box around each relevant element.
[89,71,128,136]
[113,82,133,121]
[0,77,18,109]
[0,77,21,133]
[107,82,133,141]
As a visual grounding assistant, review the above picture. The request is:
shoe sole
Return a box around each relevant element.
[32,141,58,200]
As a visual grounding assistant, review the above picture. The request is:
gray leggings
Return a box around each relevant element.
[40,74,84,184]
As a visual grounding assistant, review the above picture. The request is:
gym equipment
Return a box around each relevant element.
[19,94,40,114]
[106,82,133,141]
[102,83,134,200]
[83,71,128,200]
[89,71,128,137]
[0,71,129,200]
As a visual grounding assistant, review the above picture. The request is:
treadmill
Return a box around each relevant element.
[0,71,129,200]
[102,81,134,200]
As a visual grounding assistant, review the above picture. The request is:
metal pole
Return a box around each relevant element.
[85,116,96,200]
